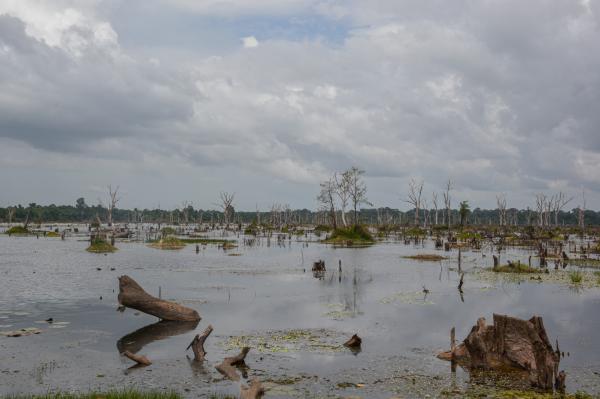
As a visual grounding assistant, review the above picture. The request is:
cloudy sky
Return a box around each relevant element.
[0,0,599,211]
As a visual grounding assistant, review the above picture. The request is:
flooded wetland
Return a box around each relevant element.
[2,229,600,398]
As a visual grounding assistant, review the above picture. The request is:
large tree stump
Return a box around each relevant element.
[437,314,561,390]
[118,275,200,321]
[186,324,213,361]
[216,347,250,381]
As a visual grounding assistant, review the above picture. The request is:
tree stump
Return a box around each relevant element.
[437,314,561,390]
[241,379,264,399]
[343,334,362,348]
[186,324,213,361]
[118,275,201,321]
[216,347,250,381]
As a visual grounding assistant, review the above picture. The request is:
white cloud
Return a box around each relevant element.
[242,35,259,48]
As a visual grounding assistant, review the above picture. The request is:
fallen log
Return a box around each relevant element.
[437,314,562,390]
[241,379,264,399]
[216,347,250,381]
[186,324,213,361]
[118,275,200,322]
[122,350,152,366]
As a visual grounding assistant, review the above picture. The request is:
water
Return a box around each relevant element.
[1,234,599,398]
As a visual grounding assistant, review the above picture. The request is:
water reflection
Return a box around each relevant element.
[116,320,199,354]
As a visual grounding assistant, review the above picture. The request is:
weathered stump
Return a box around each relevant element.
[118,275,201,321]
[437,314,561,390]
[186,324,213,361]
[343,334,362,349]
[216,347,250,381]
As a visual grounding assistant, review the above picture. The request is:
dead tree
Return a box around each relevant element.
[405,178,424,226]
[7,207,15,225]
[578,189,586,230]
[216,192,235,226]
[107,185,121,227]
[552,192,572,226]
[317,176,337,229]
[334,170,352,227]
[496,195,507,226]
[432,192,439,226]
[186,324,213,361]
[347,167,371,225]
[437,314,561,390]
[535,194,547,228]
[443,179,453,229]
[118,275,201,321]
[215,347,250,381]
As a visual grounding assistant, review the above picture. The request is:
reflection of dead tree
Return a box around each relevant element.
[107,185,121,227]
[216,347,250,381]
[118,275,200,321]
[443,179,453,229]
[186,324,213,361]
[122,350,152,366]
[405,178,424,226]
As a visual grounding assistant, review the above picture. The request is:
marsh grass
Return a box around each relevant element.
[148,236,185,250]
[569,271,583,284]
[4,390,181,399]
[5,226,30,235]
[86,238,117,253]
[494,263,539,274]
[323,225,374,245]
[403,254,447,261]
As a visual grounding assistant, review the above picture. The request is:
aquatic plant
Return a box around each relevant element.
[5,226,30,235]
[86,238,117,253]
[149,236,185,250]
[569,270,583,284]
[324,225,374,245]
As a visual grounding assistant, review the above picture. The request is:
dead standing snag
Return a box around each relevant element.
[118,275,201,322]
[186,324,213,361]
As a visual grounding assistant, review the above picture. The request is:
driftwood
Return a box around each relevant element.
[186,324,213,361]
[343,334,362,348]
[122,350,152,366]
[438,314,562,390]
[216,347,250,381]
[241,379,265,399]
[118,275,200,321]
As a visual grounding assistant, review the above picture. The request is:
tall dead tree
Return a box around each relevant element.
[216,192,235,226]
[578,189,586,230]
[317,176,337,229]
[107,185,121,227]
[405,178,424,226]
[181,201,192,224]
[432,192,439,225]
[535,194,546,228]
[552,192,572,226]
[347,167,370,225]
[7,207,15,225]
[334,170,352,227]
[443,179,452,229]
[496,194,507,226]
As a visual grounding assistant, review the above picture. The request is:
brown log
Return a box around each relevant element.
[186,324,213,361]
[241,379,264,399]
[343,334,362,348]
[122,350,152,366]
[437,314,560,390]
[118,275,200,322]
[215,347,250,381]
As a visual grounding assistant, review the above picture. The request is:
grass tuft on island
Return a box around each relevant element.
[149,236,185,250]
[493,263,539,274]
[322,225,375,246]
[5,226,30,235]
[403,254,447,261]
[86,238,117,253]
[5,390,182,399]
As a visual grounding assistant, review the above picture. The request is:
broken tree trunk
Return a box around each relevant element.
[437,314,561,390]
[343,334,362,348]
[216,347,250,381]
[186,324,213,361]
[241,379,265,399]
[118,275,200,322]
[122,350,152,366]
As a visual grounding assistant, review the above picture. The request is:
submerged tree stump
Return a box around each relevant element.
[118,275,201,322]
[438,314,562,390]
[216,347,251,381]
[343,334,362,349]
[186,324,213,361]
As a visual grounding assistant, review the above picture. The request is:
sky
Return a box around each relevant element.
[0,0,599,211]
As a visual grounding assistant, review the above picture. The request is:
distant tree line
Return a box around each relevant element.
[1,200,600,226]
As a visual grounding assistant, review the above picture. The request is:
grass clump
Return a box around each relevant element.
[180,238,234,245]
[323,225,374,246]
[403,254,447,261]
[149,236,185,250]
[5,226,30,235]
[5,389,182,399]
[569,270,583,284]
[493,262,539,274]
[86,238,117,253]
[46,231,61,237]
